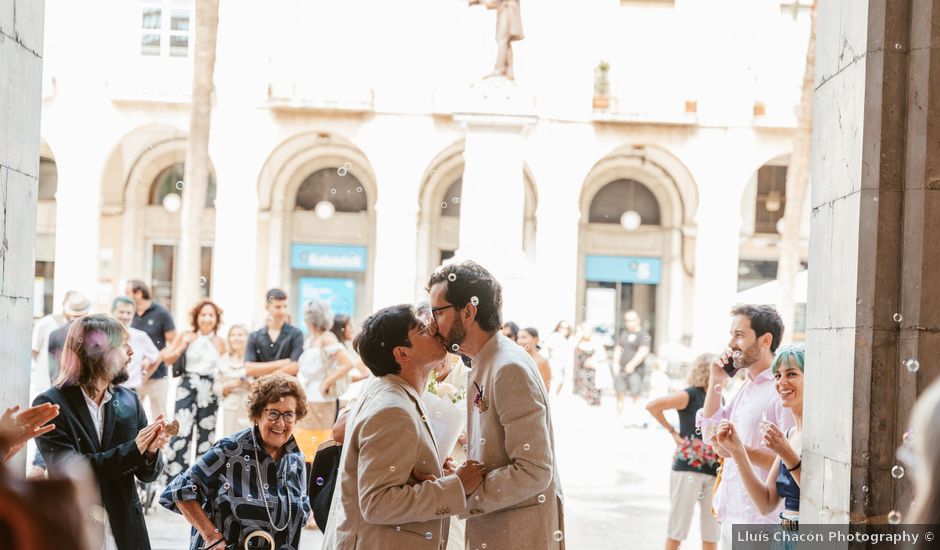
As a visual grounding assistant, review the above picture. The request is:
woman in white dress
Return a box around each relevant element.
[294,299,356,461]
[212,324,250,437]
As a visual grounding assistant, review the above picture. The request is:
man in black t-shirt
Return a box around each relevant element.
[244,288,303,377]
[613,309,651,415]
[127,279,176,419]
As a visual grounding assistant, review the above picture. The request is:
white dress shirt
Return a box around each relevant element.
[82,388,120,550]
[123,326,160,389]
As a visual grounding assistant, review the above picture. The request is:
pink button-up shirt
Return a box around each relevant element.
[696,367,794,524]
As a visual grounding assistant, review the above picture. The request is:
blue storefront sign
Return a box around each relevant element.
[290,244,367,272]
[297,277,356,333]
[585,255,662,284]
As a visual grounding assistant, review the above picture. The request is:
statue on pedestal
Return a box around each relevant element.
[468,0,524,80]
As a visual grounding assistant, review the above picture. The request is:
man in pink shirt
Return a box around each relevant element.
[696,304,794,550]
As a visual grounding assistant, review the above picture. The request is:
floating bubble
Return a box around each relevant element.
[176,180,184,191]
[263,483,269,490]
[697,492,704,500]
[471,296,479,306]
[895,43,902,49]
[452,344,460,352]
[395,526,401,532]
[523,443,531,451]
[482,544,487,549]
[344,162,352,170]
[441,202,448,209]
[435,411,442,418]
[891,465,905,479]
[316,477,325,486]
[390,466,396,472]
[452,198,460,204]
[894,313,903,322]
[874,196,879,202]
[223,483,230,489]
[357,186,363,192]
[425,532,433,540]
[314,201,336,220]
[903,430,913,445]
[279,397,285,402]
[888,510,901,524]
[904,358,920,373]
[537,494,546,504]
[480,438,486,445]
[337,167,347,177]
[524,344,531,351]
[330,188,337,195]
[553,531,564,542]
[448,273,457,282]
[199,276,207,287]
[862,485,868,492]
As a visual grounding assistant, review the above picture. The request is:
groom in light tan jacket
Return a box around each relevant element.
[323,304,486,550]
[427,261,566,549]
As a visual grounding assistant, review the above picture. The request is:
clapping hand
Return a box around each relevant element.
[135,415,170,457]
[456,460,486,496]
[0,403,59,461]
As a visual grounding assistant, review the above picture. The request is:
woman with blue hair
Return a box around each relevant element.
[714,343,804,540]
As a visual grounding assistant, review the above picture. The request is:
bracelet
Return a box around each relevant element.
[786,460,801,472]
[203,537,225,550]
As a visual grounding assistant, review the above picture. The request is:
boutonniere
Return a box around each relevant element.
[473,382,489,412]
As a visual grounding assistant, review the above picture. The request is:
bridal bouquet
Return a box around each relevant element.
[423,372,467,459]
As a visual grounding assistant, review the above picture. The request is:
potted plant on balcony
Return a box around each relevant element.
[593,60,610,110]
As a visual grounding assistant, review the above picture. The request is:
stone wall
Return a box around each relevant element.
[0,0,45,472]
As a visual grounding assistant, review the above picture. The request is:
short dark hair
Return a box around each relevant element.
[127,279,151,300]
[266,288,288,302]
[111,296,134,312]
[502,321,519,340]
[426,261,502,332]
[353,304,417,377]
[730,304,784,353]
[246,373,308,421]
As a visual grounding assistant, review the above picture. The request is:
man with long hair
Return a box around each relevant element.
[33,314,171,550]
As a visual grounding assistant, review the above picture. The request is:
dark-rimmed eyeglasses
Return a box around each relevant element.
[430,304,458,319]
[263,409,296,424]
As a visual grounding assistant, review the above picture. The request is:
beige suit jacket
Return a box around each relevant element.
[323,374,468,550]
[463,332,566,549]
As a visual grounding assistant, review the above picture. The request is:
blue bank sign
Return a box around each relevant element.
[291,244,367,272]
[585,255,662,284]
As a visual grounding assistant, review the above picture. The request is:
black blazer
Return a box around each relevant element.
[33,384,164,550]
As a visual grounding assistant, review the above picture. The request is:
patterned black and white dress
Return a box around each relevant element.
[160,426,311,550]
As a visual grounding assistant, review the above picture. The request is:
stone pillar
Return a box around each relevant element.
[454,80,537,323]
[0,0,45,473]
[803,0,940,523]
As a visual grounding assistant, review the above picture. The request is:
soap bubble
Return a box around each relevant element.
[904,358,920,373]
[888,510,901,524]
[337,166,347,177]
[425,532,433,540]
[452,198,460,204]
[199,276,207,287]
[448,273,457,282]
[523,443,531,451]
[176,180,184,191]
[441,202,448,209]
[471,296,479,306]
[452,344,460,352]
[537,494,546,504]
[891,465,905,479]
[894,313,903,322]
[553,531,564,542]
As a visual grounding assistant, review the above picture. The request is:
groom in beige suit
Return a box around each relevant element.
[427,261,566,549]
[323,304,486,550]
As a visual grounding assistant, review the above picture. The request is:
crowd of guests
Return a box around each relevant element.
[4,274,940,549]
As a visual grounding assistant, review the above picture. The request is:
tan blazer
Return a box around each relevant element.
[463,332,566,549]
[323,375,467,550]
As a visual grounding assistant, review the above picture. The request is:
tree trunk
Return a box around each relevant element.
[777,2,816,341]
[176,0,220,322]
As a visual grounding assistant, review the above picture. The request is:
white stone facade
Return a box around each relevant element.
[36,0,813,361]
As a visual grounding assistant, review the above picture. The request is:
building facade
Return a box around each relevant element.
[35,0,813,361]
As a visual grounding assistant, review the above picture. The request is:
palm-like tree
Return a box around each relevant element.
[176,0,220,322]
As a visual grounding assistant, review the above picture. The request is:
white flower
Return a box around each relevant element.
[437,383,457,399]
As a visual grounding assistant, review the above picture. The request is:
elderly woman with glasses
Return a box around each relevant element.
[161,373,311,550]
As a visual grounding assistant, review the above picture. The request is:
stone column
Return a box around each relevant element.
[453,80,537,323]
[803,0,940,523]
[0,0,45,473]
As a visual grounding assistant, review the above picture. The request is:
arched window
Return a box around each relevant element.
[38,157,58,201]
[588,179,661,225]
[755,165,787,233]
[295,167,368,212]
[440,178,462,218]
[148,163,216,208]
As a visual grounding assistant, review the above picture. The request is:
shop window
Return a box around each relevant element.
[38,158,57,201]
[588,179,661,225]
[150,244,212,314]
[148,163,216,208]
[440,179,462,218]
[755,165,787,234]
[295,167,368,213]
